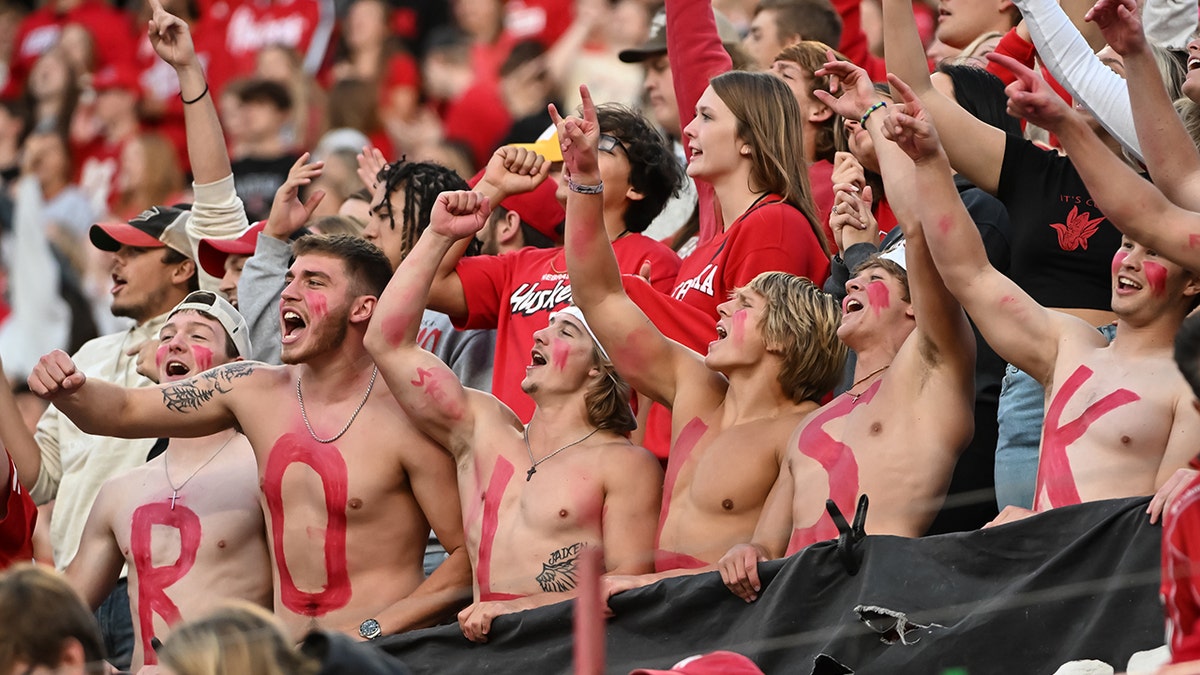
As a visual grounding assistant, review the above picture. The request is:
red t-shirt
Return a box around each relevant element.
[810,159,836,254]
[6,0,137,97]
[453,236,681,424]
[443,80,512,170]
[204,0,334,89]
[1163,472,1200,663]
[671,195,831,319]
[0,455,37,570]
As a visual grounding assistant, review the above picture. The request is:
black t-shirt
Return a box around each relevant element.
[232,154,299,223]
[995,135,1121,311]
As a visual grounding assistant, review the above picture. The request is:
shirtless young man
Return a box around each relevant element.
[552,89,845,594]
[64,292,270,670]
[363,190,662,644]
[29,235,470,641]
[885,70,1200,526]
[720,63,978,601]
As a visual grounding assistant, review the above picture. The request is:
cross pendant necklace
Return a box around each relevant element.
[163,431,236,510]
[523,419,600,481]
[168,491,181,509]
[847,364,890,404]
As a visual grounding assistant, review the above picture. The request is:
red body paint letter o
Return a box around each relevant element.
[263,433,352,616]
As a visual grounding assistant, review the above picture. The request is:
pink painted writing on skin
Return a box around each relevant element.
[786,381,881,555]
[1036,365,1140,510]
[1145,261,1168,296]
[130,502,202,664]
[866,281,890,315]
[262,433,351,616]
[411,367,465,419]
[476,457,515,598]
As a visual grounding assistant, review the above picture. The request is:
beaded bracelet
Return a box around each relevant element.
[181,83,209,105]
[567,177,603,194]
[859,101,887,127]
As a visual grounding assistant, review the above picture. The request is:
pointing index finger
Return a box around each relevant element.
[985,52,1037,87]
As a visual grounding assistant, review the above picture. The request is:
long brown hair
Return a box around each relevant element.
[710,70,830,257]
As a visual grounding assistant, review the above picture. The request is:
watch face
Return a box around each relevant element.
[359,618,382,639]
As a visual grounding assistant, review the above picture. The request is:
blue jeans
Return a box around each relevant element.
[95,577,134,671]
[994,323,1118,510]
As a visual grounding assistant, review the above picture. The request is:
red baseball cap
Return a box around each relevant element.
[92,64,142,98]
[629,651,765,675]
[90,206,191,256]
[198,221,266,278]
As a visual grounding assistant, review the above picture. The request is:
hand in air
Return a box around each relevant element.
[355,146,387,196]
[830,184,877,252]
[146,0,198,69]
[125,338,160,384]
[718,543,768,603]
[265,153,326,241]
[879,74,942,163]
[478,146,552,201]
[429,190,492,241]
[548,84,601,183]
[28,350,86,400]
[986,52,1075,133]
[1085,0,1146,56]
[814,52,884,123]
[1148,467,1200,524]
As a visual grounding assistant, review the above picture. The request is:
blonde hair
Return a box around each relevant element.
[744,271,847,403]
[158,602,318,675]
[772,41,845,162]
[585,351,637,435]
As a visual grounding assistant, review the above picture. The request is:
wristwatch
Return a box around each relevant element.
[359,618,382,640]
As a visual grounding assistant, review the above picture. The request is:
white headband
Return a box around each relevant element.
[548,306,609,362]
[879,239,907,270]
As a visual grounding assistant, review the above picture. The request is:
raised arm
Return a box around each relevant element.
[364,191,492,454]
[0,358,43,491]
[1089,0,1200,209]
[879,0,1007,193]
[424,147,551,320]
[883,74,1065,384]
[555,87,713,408]
[993,51,1200,272]
[1011,0,1143,162]
[27,351,247,440]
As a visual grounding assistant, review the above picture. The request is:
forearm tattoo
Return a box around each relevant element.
[535,542,585,593]
[161,362,257,413]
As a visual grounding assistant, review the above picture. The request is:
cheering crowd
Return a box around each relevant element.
[4,0,1200,671]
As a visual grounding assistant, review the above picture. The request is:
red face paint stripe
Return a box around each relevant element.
[476,456,515,597]
[1036,366,1140,510]
[130,502,202,664]
[866,281,891,315]
[263,433,352,616]
[787,381,881,555]
[1145,261,1168,296]
[656,418,709,542]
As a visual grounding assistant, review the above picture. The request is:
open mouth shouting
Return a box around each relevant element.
[842,297,865,315]
[1116,274,1143,294]
[281,308,308,344]
[111,273,127,296]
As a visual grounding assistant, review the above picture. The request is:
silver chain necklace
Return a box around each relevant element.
[164,431,236,510]
[296,366,378,444]
[523,418,600,481]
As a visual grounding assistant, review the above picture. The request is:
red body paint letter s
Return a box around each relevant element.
[130,503,202,664]
[263,433,352,616]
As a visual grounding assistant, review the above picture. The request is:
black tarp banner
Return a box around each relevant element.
[321,497,1166,675]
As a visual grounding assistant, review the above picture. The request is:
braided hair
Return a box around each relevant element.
[374,159,479,260]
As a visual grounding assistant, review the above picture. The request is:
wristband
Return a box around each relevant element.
[181,83,209,105]
[859,101,887,127]
[567,177,603,194]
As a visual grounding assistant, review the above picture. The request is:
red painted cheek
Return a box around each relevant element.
[155,344,169,368]
[551,339,571,371]
[731,309,748,345]
[305,292,328,321]
[191,345,213,373]
[866,281,891,315]
[1145,261,1168,296]
[1111,251,1128,277]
